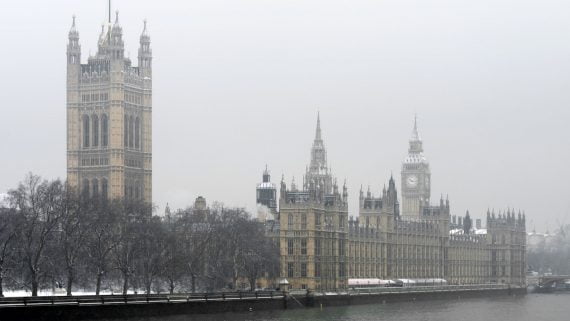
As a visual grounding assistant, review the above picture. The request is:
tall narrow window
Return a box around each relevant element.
[288,263,294,278]
[124,117,128,148]
[92,179,99,198]
[101,178,108,200]
[288,239,294,255]
[101,114,108,147]
[82,178,90,197]
[135,117,140,149]
[92,115,99,147]
[129,116,134,148]
[83,115,90,148]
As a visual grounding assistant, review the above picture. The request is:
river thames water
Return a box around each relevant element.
[105,292,568,321]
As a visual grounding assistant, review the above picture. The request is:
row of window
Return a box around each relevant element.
[83,114,108,148]
[286,238,346,257]
[82,178,143,200]
[81,158,110,166]
[82,114,142,150]
[286,213,346,229]
[286,262,346,278]
[80,92,142,104]
[125,182,143,200]
[125,92,143,104]
[124,115,141,150]
[82,92,109,102]
[82,178,108,199]
[126,158,143,168]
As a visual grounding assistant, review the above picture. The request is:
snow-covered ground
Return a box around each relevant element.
[3,290,137,297]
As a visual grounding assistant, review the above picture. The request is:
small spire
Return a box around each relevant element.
[115,10,119,24]
[141,19,150,38]
[69,15,78,34]
[315,112,322,141]
[411,114,421,141]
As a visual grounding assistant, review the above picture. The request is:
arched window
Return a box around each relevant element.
[92,115,99,147]
[83,115,90,148]
[124,116,128,148]
[129,116,134,148]
[101,178,108,200]
[135,117,140,149]
[82,178,90,197]
[101,114,108,147]
[92,179,99,198]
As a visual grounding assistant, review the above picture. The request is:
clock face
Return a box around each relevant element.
[406,175,418,188]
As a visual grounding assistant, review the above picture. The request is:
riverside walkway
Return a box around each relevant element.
[0,284,525,321]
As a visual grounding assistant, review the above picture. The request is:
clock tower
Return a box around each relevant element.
[401,116,431,218]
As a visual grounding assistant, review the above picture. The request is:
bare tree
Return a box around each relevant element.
[137,216,166,294]
[239,222,279,291]
[161,213,186,294]
[58,188,90,296]
[113,200,151,295]
[8,174,64,296]
[86,200,121,295]
[0,207,21,297]
[178,207,214,293]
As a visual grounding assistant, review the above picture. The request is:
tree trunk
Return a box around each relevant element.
[169,279,174,294]
[145,278,152,295]
[250,277,256,292]
[122,273,129,295]
[66,270,73,296]
[95,272,102,295]
[31,277,39,297]
[191,274,196,293]
[0,272,4,298]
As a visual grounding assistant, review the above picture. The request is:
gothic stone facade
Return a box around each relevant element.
[66,13,152,201]
[274,116,526,291]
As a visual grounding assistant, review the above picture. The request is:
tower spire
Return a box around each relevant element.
[108,0,112,24]
[315,111,322,141]
[411,114,420,141]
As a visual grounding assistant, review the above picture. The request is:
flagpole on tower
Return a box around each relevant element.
[109,0,112,24]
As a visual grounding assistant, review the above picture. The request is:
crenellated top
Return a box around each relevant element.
[486,208,526,231]
[358,175,399,215]
[68,12,150,70]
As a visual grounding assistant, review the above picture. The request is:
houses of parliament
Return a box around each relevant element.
[64,9,526,292]
[257,115,527,290]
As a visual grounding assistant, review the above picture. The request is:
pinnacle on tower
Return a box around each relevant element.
[411,114,421,141]
[315,111,322,141]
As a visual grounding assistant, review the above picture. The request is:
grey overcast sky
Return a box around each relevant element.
[1,0,569,231]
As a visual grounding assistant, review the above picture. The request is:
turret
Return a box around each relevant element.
[67,16,81,65]
[109,11,124,60]
[138,19,152,76]
[463,210,472,234]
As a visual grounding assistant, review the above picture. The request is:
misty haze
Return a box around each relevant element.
[0,1,569,321]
